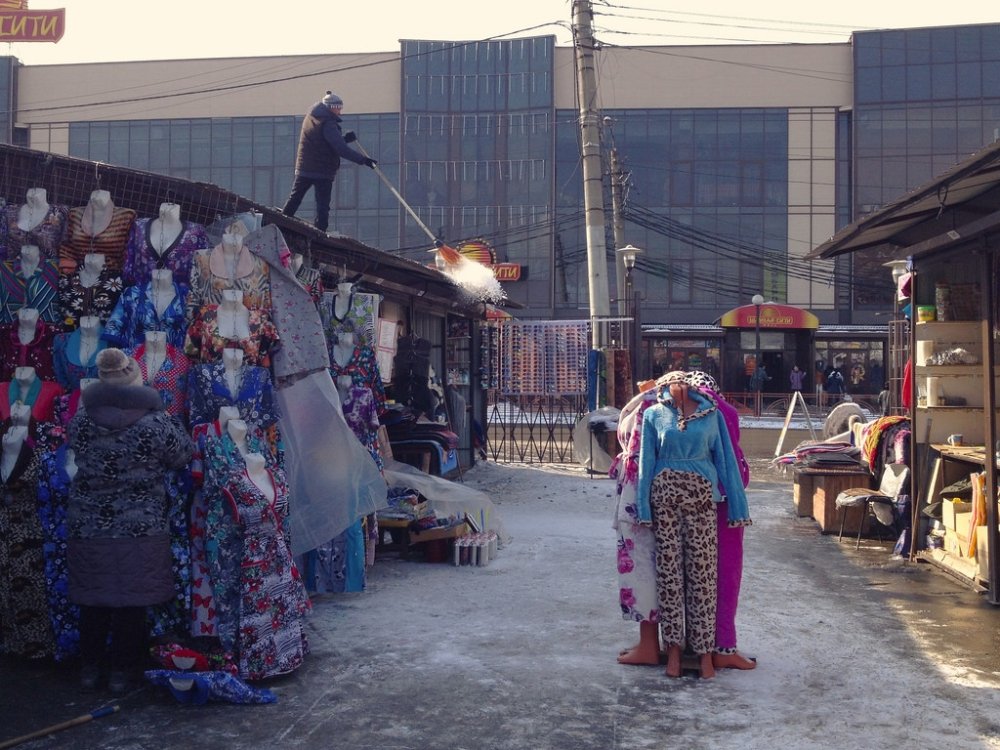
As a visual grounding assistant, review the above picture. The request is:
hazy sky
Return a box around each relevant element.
[5,1,999,66]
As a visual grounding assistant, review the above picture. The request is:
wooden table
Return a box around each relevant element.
[793,465,873,534]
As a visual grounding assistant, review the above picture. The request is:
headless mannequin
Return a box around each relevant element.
[78,253,106,289]
[222,347,244,397]
[64,447,79,482]
[227,418,249,456]
[1,402,30,482]
[332,281,353,321]
[335,373,353,398]
[150,202,183,256]
[290,253,304,275]
[82,190,114,237]
[150,268,174,318]
[17,187,49,232]
[77,315,102,365]
[79,377,98,391]
[217,289,251,341]
[218,405,240,434]
[220,231,244,284]
[243,451,274,501]
[333,330,355,369]
[18,245,40,278]
[143,330,168,380]
[17,307,40,346]
[13,366,37,403]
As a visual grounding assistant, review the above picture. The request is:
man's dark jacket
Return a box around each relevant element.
[294,102,367,179]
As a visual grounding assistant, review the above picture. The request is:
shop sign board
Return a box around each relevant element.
[456,239,524,282]
[718,303,819,329]
[0,2,65,43]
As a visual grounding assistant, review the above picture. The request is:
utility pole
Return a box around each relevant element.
[608,138,627,318]
[573,0,611,349]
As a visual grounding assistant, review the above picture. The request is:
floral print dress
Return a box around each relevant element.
[184,305,279,368]
[0,320,57,381]
[223,464,310,680]
[187,362,278,432]
[57,267,124,329]
[36,444,80,661]
[1,203,68,262]
[103,280,189,350]
[124,218,208,286]
[52,328,108,392]
[610,390,660,623]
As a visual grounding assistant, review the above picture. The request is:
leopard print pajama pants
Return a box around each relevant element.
[649,468,718,655]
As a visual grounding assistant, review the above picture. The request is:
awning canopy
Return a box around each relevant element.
[808,138,1000,261]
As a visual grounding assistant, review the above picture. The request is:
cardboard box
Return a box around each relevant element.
[954,511,975,540]
[944,530,967,558]
[942,500,973,531]
[408,522,469,545]
[976,527,989,582]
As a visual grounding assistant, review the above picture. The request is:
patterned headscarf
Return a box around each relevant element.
[656,370,687,387]
[684,370,719,392]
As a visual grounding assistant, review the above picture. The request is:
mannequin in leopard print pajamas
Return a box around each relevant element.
[635,371,751,679]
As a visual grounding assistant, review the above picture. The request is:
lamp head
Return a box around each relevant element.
[751,294,764,306]
[617,244,642,270]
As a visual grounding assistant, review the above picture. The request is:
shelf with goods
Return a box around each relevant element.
[912,318,990,445]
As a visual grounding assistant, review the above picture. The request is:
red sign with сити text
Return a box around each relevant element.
[0,2,65,43]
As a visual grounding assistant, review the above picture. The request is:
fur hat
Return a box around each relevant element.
[322,90,343,108]
[96,347,142,387]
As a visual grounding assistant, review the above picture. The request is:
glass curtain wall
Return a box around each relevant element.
[852,23,1000,308]
[400,36,556,311]
[555,108,788,323]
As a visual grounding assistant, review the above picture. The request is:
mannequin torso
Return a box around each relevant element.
[223,347,244,396]
[150,202,183,256]
[143,330,168,379]
[1,402,30,482]
[81,190,114,237]
[77,315,101,365]
[78,253,106,289]
[243,451,274,501]
[220,232,243,283]
[17,188,49,232]
[217,289,251,341]
[17,308,39,346]
[150,268,174,318]
[18,245,40,279]
[332,281,353,321]
[290,254,304,275]
[227,417,249,456]
[333,331,355,369]
[218,405,240,434]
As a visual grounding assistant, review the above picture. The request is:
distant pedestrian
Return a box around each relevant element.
[281,91,377,232]
[789,365,805,393]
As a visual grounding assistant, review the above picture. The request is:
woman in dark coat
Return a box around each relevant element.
[67,348,192,693]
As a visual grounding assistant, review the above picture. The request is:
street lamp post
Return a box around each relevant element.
[618,245,642,389]
[752,293,764,415]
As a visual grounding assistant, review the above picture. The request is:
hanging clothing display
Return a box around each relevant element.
[0,258,61,325]
[246,224,329,379]
[222,463,310,679]
[124,216,208,287]
[296,264,323,307]
[2,203,69,262]
[0,320,57,381]
[57,266,124,329]
[52,327,108,392]
[184,305,279,368]
[36,444,81,661]
[103,279,189,351]
[56,204,136,274]
[0,378,63,423]
[132,342,191,420]
[321,288,379,350]
[186,243,272,317]
[0,431,55,659]
[187,362,277,432]
[329,342,386,416]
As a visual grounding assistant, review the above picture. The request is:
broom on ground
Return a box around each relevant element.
[0,705,120,749]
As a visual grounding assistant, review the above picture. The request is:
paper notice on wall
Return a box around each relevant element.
[376,318,398,382]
